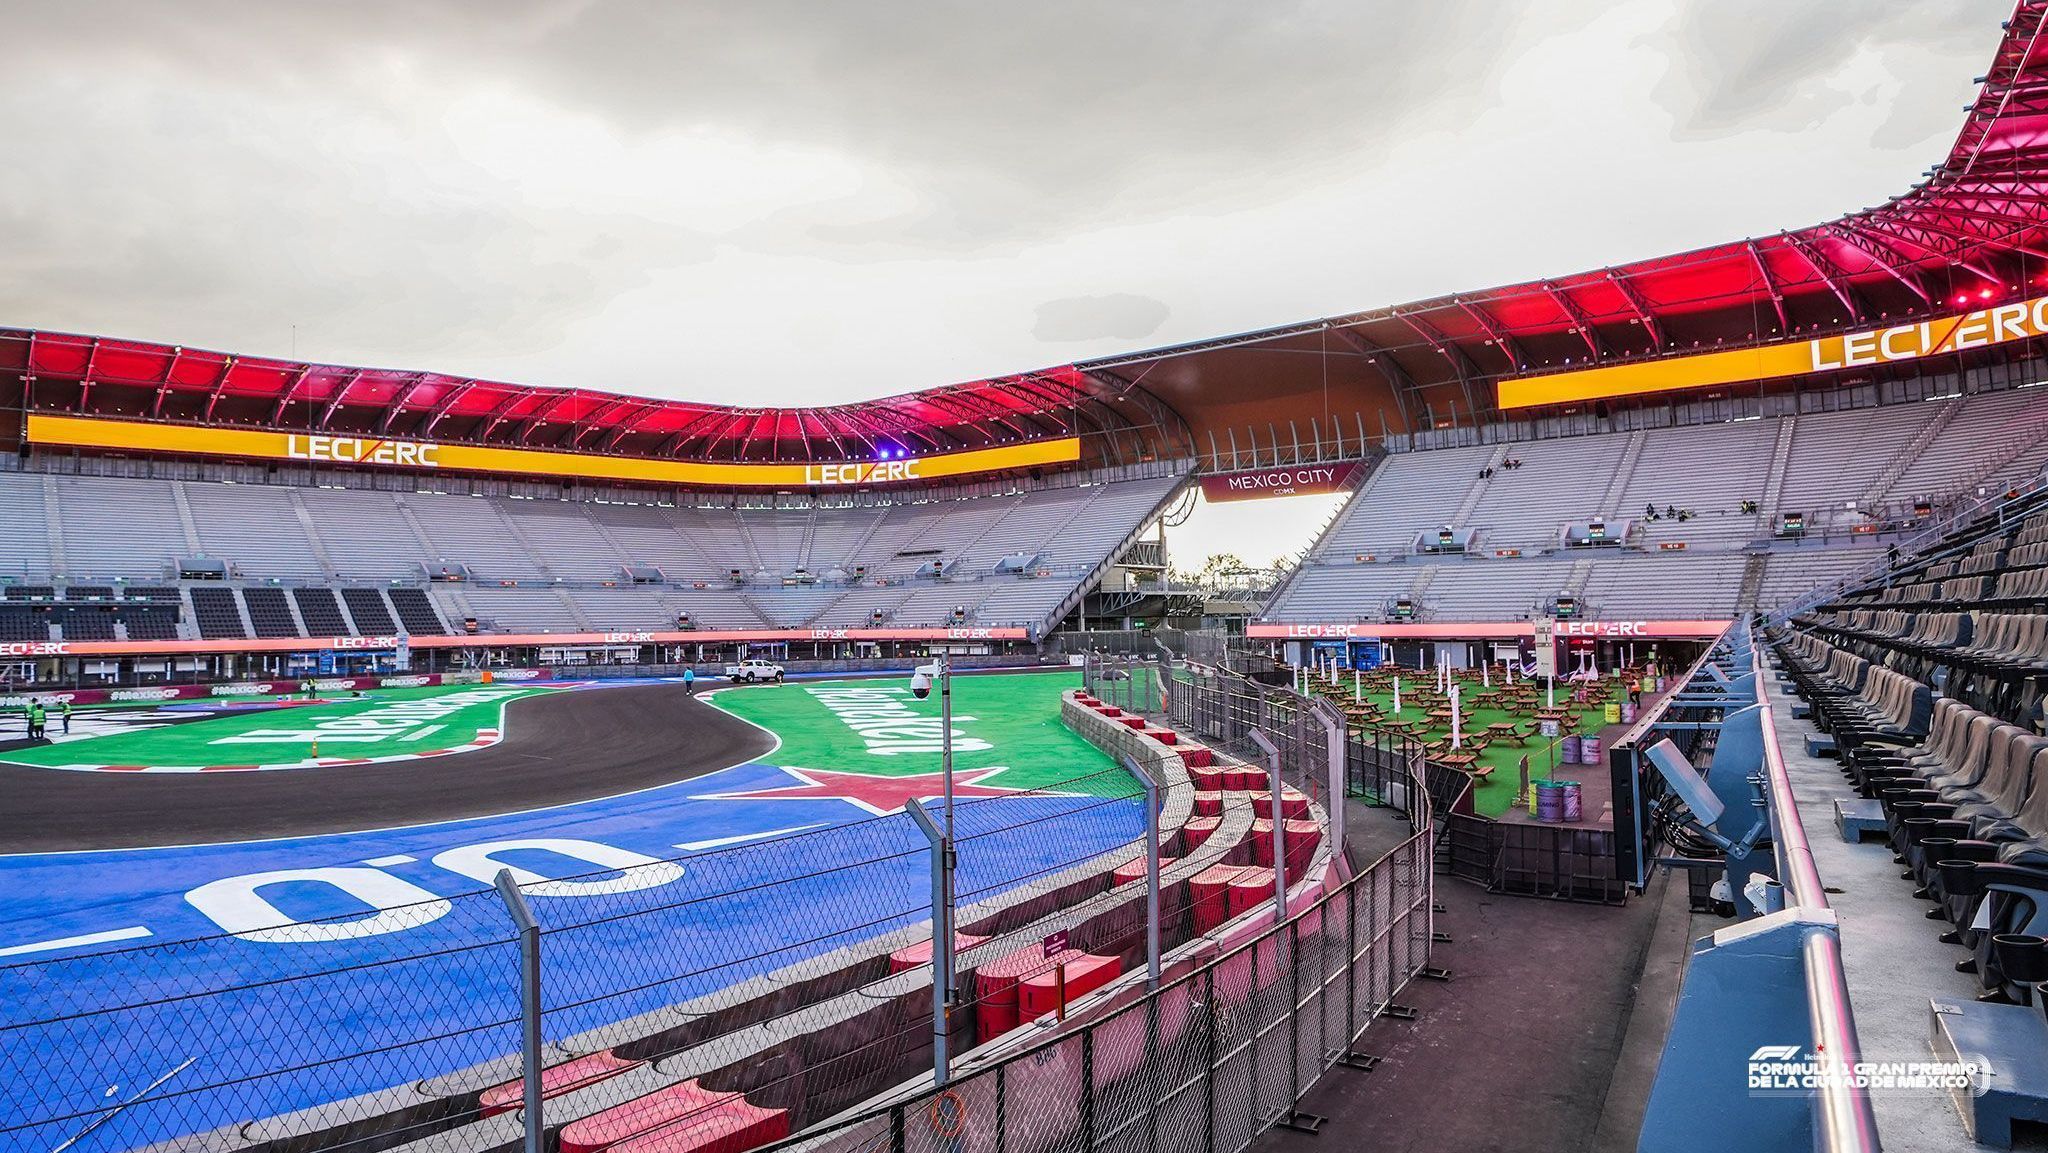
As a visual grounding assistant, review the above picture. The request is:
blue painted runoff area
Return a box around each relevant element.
[0,760,1142,1152]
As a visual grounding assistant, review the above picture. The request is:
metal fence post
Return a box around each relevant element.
[1125,754,1164,989]
[492,869,544,1153]
[1248,728,1286,922]
[902,799,952,1085]
[1275,918,1322,1132]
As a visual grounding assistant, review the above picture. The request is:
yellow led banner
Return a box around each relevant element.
[25,413,1082,488]
[1497,295,2048,409]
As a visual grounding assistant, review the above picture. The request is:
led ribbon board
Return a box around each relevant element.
[24,413,1081,488]
[1496,294,2048,409]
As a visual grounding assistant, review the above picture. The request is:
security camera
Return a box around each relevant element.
[910,671,933,700]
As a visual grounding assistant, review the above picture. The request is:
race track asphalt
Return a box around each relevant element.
[0,683,775,853]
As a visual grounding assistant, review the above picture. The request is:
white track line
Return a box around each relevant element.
[0,924,153,957]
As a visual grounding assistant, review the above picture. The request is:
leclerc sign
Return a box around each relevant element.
[1199,461,1363,503]
[24,413,1081,490]
[1497,294,2048,410]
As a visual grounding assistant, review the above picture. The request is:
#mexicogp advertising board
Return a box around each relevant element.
[25,413,1081,490]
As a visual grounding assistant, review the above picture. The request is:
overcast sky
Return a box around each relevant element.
[0,0,2005,563]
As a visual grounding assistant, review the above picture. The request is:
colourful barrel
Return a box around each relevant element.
[1528,779,1549,815]
[1559,735,1582,763]
[1620,701,1638,724]
[1579,735,1603,765]
[1559,780,1583,822]
[1536,781,1565,823]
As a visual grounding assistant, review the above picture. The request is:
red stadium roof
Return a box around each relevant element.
[7,2,2048,467]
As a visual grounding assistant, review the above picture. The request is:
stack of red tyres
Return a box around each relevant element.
[977,945,1077,1037]
[1223,765,1261,791]
[556,1080,790,1153]
[1249,789,1312,820]
[1179,746,1215,769]
[1192,792,1224,817]
[889,932,991,974]
[1019,953,1121,1020]
[1248,818,1322,872]
[1188,765,1224,791]
[1113,855,1177,886]
[1190,863,1250,932]
[1225,866,1278,919]
[1182,815,1223,850]
[480,1051,641,1117]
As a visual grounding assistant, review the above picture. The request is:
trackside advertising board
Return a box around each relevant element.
[24,413,1081,490]
[1497,294,2048,409]
[1246,620,1729,640]
[0,626,1029,660]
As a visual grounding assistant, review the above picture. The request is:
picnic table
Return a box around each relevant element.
[1437,752,1492,779]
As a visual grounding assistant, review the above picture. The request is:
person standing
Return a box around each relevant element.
[60,700,72,736]
[27,700,45,741]
[683,666,697,696]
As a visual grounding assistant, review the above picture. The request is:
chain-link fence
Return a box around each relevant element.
[1,755,1167,1153]
[775,662,1435,1153]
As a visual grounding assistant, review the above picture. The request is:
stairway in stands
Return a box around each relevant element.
[1735,554,1768,614]
[1857,396,1961,506]
[1596,430,1647,517]
[1756,415,1797,530]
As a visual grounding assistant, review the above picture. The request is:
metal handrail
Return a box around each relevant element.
[1747,634,1881,1152]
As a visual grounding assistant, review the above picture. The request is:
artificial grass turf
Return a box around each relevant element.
[1312,680,1625,817]
[0,683,557,769]
[707,668,1138,798]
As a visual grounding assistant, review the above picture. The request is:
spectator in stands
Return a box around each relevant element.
[1665,505,1678,519]
[1644,503,1658,521]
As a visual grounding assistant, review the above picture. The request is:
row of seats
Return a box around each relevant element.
[1777,632,2048,1005]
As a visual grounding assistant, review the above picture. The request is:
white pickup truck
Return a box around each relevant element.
[723,658,786,683]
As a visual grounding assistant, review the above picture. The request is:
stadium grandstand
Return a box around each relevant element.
[12,6,2048,1153]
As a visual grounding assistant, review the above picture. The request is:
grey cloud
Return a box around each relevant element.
[1643,0,2004,144]
[8,1,1544,257]
[1032,294,1170,343]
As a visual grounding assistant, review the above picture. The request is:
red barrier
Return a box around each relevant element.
[558,1080,789,1153]
[1151,729,1179,745]
[1182,816,1222,850]
[1192,792,1223,817]
[1190,864,1252,933]
[1225,867,1277,919]
[977,945,1081,1038]
[479,1051,642,1117]
[1112,855,1177,886]
[1223,766,1261,792]
[1179,747,1215,769]
[1248,819,1322,873]
[1019,954,1121,1021]
[1249,788,1312,820]
[889,933,991,974]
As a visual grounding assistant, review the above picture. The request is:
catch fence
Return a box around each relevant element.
[781,658,1437,1153]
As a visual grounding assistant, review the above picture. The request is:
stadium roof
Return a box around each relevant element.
[6,2,2047,469]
